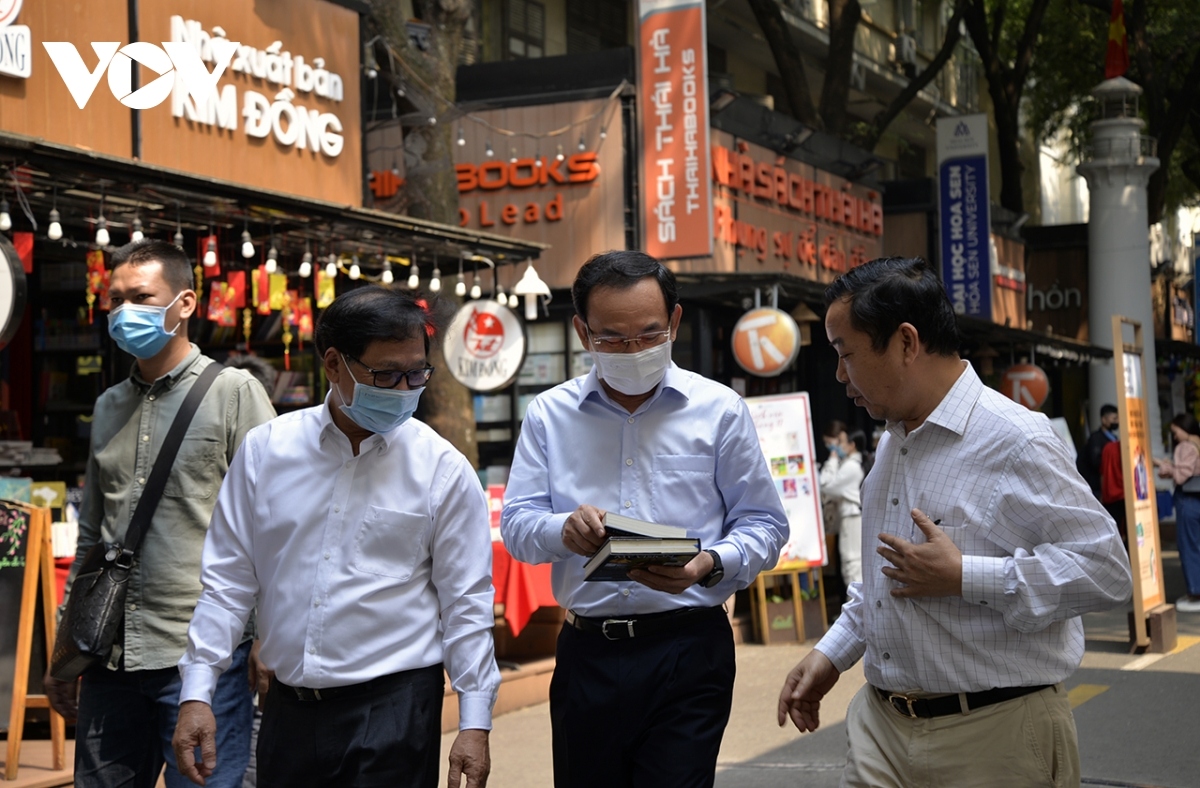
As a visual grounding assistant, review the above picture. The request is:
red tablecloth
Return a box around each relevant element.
[492,541,556,637]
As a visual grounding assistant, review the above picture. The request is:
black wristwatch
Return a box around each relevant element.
[699,549,725,588]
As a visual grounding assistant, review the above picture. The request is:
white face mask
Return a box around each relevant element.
[591,341,673,396]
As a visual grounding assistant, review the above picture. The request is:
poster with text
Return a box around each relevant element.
[1117,349,1166,618]
[745,392,826,568]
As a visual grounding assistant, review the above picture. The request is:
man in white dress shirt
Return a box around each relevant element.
[777,257,1133,787]
[172,287,499,788]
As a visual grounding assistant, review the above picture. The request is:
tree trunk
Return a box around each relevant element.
[370,0,479,468]
[745,0,821,127]
[819,0,862,138]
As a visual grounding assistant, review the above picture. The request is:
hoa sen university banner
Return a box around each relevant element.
[637,0,712,260]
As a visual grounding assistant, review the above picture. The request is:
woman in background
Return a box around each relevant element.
[1153,413,1200,613]
[819,422,864,588]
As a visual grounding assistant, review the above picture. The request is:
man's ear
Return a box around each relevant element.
[669,303,683,340]
[177,289,198,321]
[323,348,343,385]
[572,316,590,350]
[897,322,922,364]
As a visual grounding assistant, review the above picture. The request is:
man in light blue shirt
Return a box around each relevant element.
[502,250,788,788]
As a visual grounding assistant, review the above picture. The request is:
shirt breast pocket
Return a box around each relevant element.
[350,506,430,582]
[164,439,223,499]
[651,454,715,525]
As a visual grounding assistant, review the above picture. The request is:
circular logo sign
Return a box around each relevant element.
[0,235,29,347]
[0,1,23,28]
[444,301,526,392]
[1000,363,1049,410]
[731,307,801,377]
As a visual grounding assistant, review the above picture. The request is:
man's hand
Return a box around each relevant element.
[247,639,273,703]
[628,550,714,594]
[172,701,218,786]
[447,728,490,788]
[877,508,963,598]
[777,649,840,732]
[561,505,608,556]
[43,671,79,720]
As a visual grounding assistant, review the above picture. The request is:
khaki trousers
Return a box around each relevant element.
[841,683,1081,788]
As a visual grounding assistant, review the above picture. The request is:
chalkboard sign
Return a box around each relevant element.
[0,502,30,727]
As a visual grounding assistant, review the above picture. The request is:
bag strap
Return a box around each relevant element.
[120,361,224,558]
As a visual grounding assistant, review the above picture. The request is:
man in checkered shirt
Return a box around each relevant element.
[777,257,1132,787]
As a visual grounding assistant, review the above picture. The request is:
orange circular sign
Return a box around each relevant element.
[1001,363,1050,410]
[731,308,801,377]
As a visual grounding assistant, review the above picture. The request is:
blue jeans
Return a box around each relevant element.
[1175,492,1200,596]
[75,640,254,788]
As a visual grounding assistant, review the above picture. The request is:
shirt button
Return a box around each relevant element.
[142,435,150,442]
[891,498,899,506]
[876,600,882,608]
[148,395,155,401]
[323,552,331,560]
[308,646,316,655]
[137,477,146,485]
[314,600,321,607]
[624,500,632,508]
[625,458,634,466]
[334,505,341,513]
[622,588,630,596]
[883,652,891,660]
[900,448,907,455]
[627,417,635,424]
[129,603,137,611]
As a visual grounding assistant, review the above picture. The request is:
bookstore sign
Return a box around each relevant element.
[443,301,526,392]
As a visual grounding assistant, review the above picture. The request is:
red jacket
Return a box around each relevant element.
[1100,439,1124,504]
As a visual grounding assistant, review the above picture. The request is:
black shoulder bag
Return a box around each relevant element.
[51,362,223,681]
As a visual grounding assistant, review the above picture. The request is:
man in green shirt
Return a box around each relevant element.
[45,239,276,788]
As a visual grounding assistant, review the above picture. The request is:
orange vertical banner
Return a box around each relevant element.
[637,0,712,260]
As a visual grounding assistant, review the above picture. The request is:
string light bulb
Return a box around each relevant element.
[578,134,586,151]
[0,199,10,232]
[203,237,217,267]
[485,140,494,158]
[407,261,419,290]
[600,126,607,140]
[299,248,313,278]
[495,284,506,305]
[457,127,466,146]
[381,259,394,285]
[429,266,441,292]
[95,216,110,247]
[556,144,565,162]
[325,256,338,279]
[349,255,361,280]
[509,147,518,164]
[47,209,63,241]
[455,272,466,297]
[265,245,278,274]
[241,227,254,258]
[130,216,144,243]
[470,272,482,300]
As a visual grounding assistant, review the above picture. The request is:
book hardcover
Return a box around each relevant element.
[583,536,701,582]
[602,511,689,539]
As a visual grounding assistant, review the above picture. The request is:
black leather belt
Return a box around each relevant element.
[273,664,442,702]
[873,683,1052,718]
[565,606,723,640]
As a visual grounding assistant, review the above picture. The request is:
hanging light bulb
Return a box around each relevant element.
[349,254,361,280]
[495,284,506,305]
[174,206,184,247]
[265,245,278,274]
[47,209,63,241]
[454,272,466,297]
[241,227,254,258]
[556,144,565,162]
[407,256,420,289]
[457,126,466,146]
[509,147,518,164]
[578,134,586,152]
[507,292,520,309]
[94,216,110,247]
[299,248,313,278]
[381,259,394,285]
[469,272,482,300]
[485,140,494,158]
[599,126,607,140]
[429,265,441,292]
[130,216,144,243]
[0,199,10,232]
[203,237,217,267]
[325,256,338,279]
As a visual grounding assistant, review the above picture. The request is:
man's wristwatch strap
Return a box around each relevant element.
[700,549,724,588]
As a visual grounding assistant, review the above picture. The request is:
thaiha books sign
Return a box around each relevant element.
[937,113,991,319]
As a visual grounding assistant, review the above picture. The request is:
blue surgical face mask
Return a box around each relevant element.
[335,355,424,434]
[827,442,846,459]
[107,292,184,359]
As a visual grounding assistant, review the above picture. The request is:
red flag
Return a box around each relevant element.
[1105,0,1129,79]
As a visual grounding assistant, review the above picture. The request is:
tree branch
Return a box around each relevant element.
[861,0,966,151]
[1076,0,1111,13]
[819,0,864,136]
[1013,0,1052,88]
[745,0,821,127]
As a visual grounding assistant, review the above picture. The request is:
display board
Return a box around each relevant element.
[745,392,826,568]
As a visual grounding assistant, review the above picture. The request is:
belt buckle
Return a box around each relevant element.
[888,692,918,718]
[601,618,634,640]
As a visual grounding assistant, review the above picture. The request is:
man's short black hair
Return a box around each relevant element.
[571,250,679,325]
[314,286,452,358]
[1100,404,1118,418]
[111,239,194,294]
[824,256,960,357]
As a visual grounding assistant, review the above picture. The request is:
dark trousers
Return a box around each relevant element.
[256,664,445,788]
[75,640,253,788]
[550,608,736,788]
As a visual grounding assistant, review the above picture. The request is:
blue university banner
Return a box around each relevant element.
[937,114,991,319]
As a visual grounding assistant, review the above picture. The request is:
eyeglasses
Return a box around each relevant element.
[586,329,671,351]
[344,354,434,389]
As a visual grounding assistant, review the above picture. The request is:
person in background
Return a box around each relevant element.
[172,287,498,788]
[1079,404,1119,498]
[44,239,276,788]
[1100,437,1127,546]
[502,250,788,788]
[223,354,278,400]
[777,256,1132,787]
[1153,414,1200,613]
[819,421,864,587]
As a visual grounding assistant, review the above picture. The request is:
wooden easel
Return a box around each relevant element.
[750,563,828,644]
[3,502,65,780]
